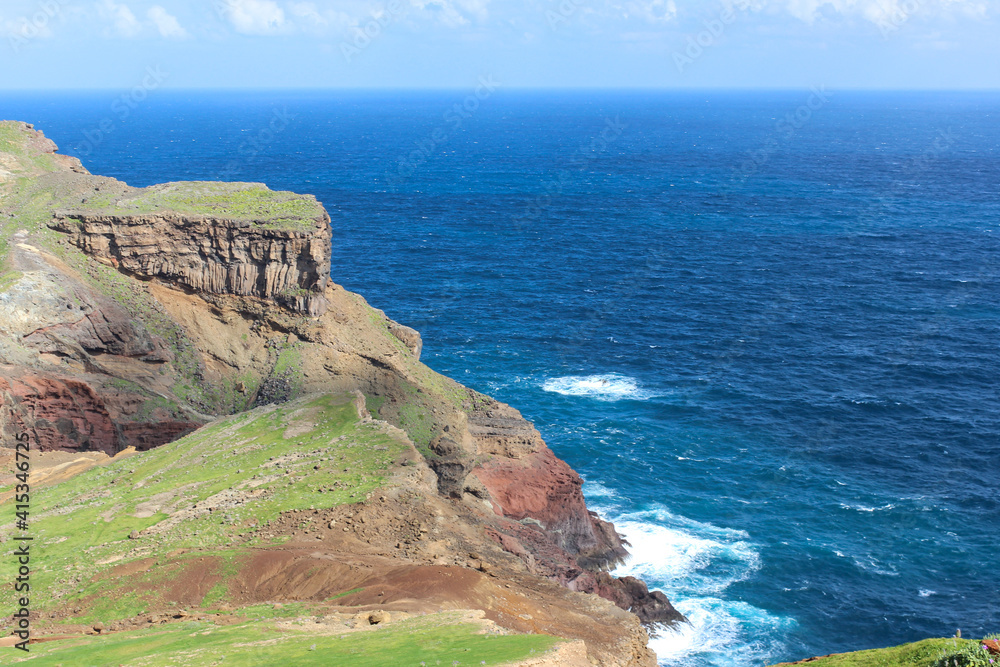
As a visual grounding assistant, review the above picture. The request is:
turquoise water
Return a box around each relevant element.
[4,90,997,666]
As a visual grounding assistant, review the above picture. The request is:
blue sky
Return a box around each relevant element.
[0,0,997,89]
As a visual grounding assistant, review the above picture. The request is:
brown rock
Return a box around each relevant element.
[0,370,200,455]
[367,610,390,625]
[51,206,331,317]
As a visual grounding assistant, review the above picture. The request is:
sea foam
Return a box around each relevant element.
[583,489,796,667]
[542,374,655,401]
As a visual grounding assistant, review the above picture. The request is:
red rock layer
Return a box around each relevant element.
[0,371,199,455]
[468,399,686,626]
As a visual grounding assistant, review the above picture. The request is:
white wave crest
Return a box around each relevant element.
[593,506,795,666]
[541,374,655,401]
[612,512,758,593]
[839,503,896,513]
[650,598,796,667]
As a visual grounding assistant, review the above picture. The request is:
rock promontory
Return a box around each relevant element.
[51,182,332,317]
[0,120,684,665]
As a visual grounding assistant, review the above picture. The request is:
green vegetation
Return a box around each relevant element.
[92,181,324,231]
[0,121,24,153]
[0,121,59,176]
[934,637,999,667]
[0,394,407,623]
[231,602,311,619]
[2,613,561,666]
[365,395,386,419]
[199,552,248,609]
[273,346,302,377]
[355,299,479,456]
[0,269,23,292]
[328,587,365,601]
[131,394,189,423]
[770,638,982,667]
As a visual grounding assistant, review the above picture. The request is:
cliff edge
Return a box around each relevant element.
[0,120,684,665]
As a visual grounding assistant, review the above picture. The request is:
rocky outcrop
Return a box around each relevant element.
[467,399,628,568]
[577,573,687,626]
[424,398,686,626]
[0,372,199,455]
[51,210,332,317]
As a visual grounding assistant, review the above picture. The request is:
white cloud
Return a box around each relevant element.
[0,16,55,41]
[97,0,142,37]
[0,1,64,42]
[454,0,491,22]
[290,1,327,25]
[218,0,286,34]
[773,0,992,23]
[148,5,188,38]
[627,0,678,23]
[288,2,356,32]
[407,0,491,27]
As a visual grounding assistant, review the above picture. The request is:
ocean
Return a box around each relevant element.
[3,89,997,666]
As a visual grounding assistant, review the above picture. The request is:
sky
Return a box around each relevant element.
[0,0,998,89]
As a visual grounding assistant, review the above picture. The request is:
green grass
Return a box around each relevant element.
[0,394,407,625]
[0,121,30,156]
[769,638,978,667]
[0,121,60,175]
[365,396,386,419]
[0,269,23,292]
[328,588,365,601]
[87,181,324,231]
[1,613,561,666]
[199,552,247,608]
[230,602,311,620]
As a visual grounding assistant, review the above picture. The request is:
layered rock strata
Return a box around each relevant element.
[52,209,331,317]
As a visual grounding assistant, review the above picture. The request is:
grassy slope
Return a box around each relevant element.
[3,613,560,666]
[0,393,566,663]
[0,394,406,622]
[769,638,977,667]
[0,122,61,276]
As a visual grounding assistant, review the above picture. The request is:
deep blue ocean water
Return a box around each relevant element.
[3,90,997,666]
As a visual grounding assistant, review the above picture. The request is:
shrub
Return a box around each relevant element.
[935,636,999,667]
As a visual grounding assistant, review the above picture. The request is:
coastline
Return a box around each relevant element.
[0,119,681,665]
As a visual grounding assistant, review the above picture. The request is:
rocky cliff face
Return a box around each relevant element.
[0,371,198,455]
[51,187,332,317]
[0,120,684,664]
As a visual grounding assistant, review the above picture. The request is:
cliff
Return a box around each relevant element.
[0,120,684,664]
[50,182,332,317]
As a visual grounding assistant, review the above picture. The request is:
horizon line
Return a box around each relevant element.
[2,86,1000,94]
